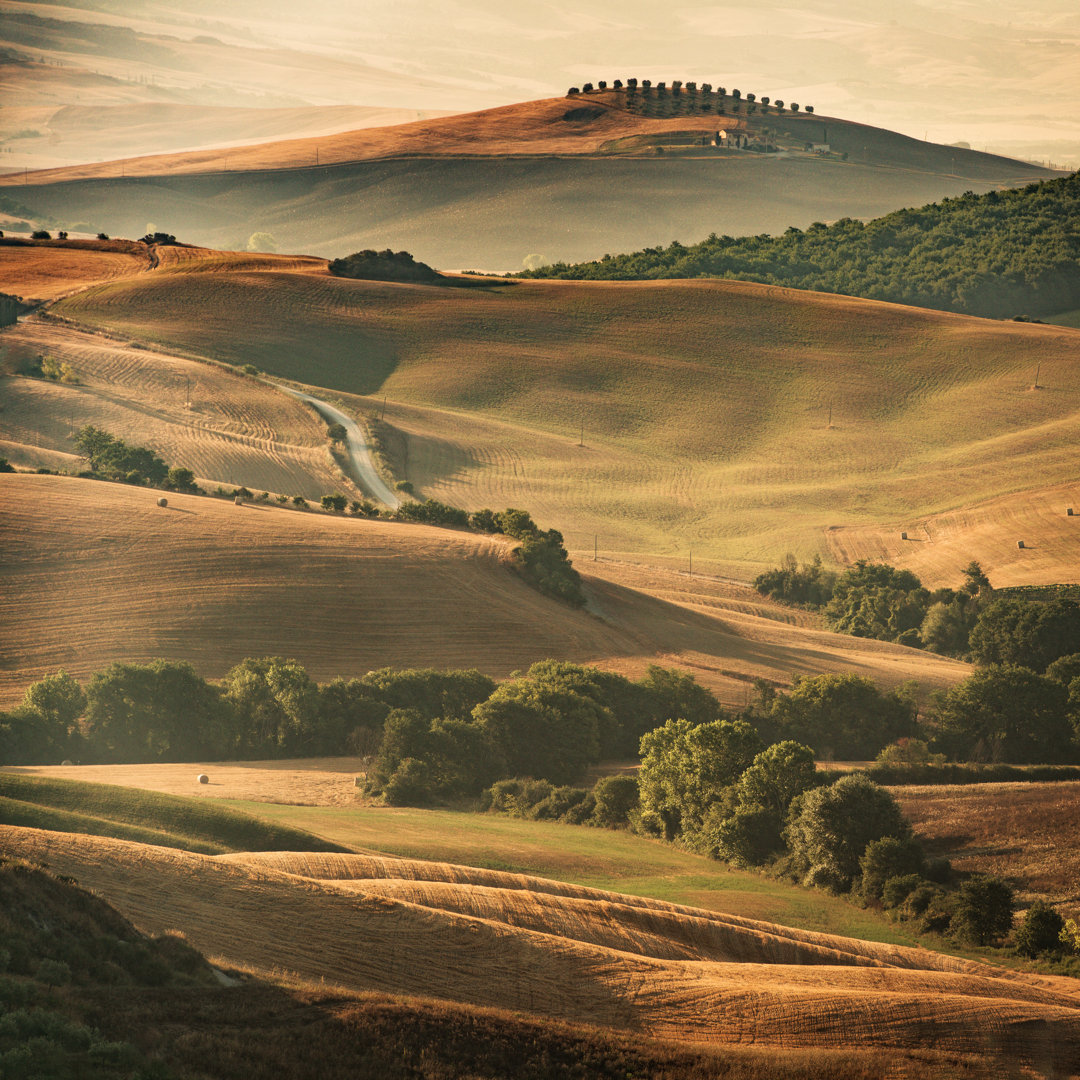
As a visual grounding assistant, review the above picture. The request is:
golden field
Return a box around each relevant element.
[895,782,1080,914]
[4,92,1052,187]
[0,473,968,706]
[41,245,1080,583]
[2,824,1077,1077]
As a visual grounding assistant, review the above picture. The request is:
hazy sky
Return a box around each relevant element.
[4,0,1078,165]
[237,0,1080,163]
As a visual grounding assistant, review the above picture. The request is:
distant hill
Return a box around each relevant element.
[523,172,1080,320]
[2,93,1060,268]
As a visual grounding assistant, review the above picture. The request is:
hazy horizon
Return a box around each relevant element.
[1,0,1078,170]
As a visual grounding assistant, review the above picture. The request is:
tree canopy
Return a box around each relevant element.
[518,173,1080,319]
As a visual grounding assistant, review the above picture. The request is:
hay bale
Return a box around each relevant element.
[901,531,908,540]
[1068,508,1074,517]
[234,495,244,506]
[197,773,209,784]
[157,496,168,507]
[60,759,74,767]
[1017,540,1025,549]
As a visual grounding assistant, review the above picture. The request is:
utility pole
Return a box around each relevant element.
[579,418,584,447]
[828,403,832,428]
[594,534,597,561]
[1033,362,1041,389]
[689,549,693,577]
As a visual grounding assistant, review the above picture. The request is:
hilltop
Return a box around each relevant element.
[28,242,1080,583]
[2,92,1058,267]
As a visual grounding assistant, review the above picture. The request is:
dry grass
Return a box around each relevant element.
[894,781,1080,917]
[0,316,355,497]
[826,480,1080,589]
[0,239,149,301]
[0,474,969,707]
[49,254,1080,583]
[3,93,1053,188]
[5,757,370,807]
[2,825,1077,1074]
[1,96,734,183]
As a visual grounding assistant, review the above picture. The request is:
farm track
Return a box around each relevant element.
[3,825,1078,1077]
[0,317,356,499]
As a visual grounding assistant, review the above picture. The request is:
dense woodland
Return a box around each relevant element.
[519,173,1080,319]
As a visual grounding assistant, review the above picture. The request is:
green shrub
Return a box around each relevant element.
[590,774,639,828]
[951,875,1014,945]
[859,836,925,901]
[1014,900,1065,958]
[33,959,71,987]
[785,774,910,893]
[383,757,433,805]
[881,873,924,910]
[710,804,783,867]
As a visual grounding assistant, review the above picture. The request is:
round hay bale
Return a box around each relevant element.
[234,495,244,506]
[197,773,209,785]
[157,496,168,507]
[1017,540,1025,549]
[60,759,74,767]
[1068,508,1075,517]
[901,531,908,540]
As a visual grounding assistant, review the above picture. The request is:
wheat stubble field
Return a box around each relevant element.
[0,473,970,707]
[2,825,1077,1077]
[47,244,1080,581]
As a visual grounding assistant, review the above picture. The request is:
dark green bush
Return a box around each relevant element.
[1014,900,1065,958]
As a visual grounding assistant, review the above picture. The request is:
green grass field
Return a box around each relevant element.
[53,263,1080,575]
[0,773,348,855]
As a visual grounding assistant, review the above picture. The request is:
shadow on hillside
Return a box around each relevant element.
[582,571,931,687]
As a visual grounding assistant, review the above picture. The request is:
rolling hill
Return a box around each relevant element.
[2,93,1059,267]
[33,243,1080,584]
[3,824,1078,1077]
[0,473,968,708]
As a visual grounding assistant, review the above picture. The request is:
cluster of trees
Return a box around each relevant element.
[0,660,721,777]
[566,80,812,115]
[757,557,993,657]
[519,174,1080,320]
[73,425,198,492]
[328,249,441,284]
[634,713,1068,954]
[756,556,1080,762]
[368,661,727,803]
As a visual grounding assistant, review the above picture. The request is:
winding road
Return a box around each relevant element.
[274,384,400,508]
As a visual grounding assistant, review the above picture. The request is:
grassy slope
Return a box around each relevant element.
[5,824,1078,1075]
[895,781,1080,916]
[0,772,345,854]
[50,255,1080,582]
[229,798,919,945]
[0,473,968,707]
